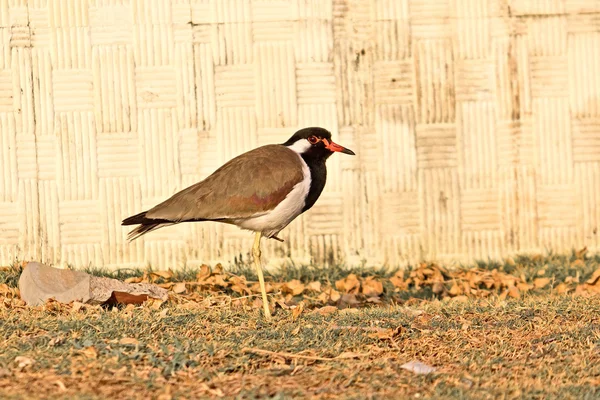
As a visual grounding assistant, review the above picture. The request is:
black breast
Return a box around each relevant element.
[301,156,327,213]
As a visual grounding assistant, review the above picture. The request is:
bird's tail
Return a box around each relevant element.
[122,211,173,241]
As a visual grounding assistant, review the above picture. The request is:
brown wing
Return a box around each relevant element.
[144,145,304,222]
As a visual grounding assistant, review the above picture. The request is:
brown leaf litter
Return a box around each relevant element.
[2,252,600,399]
[11,251,600,313]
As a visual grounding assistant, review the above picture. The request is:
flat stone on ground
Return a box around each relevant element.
[19,262,168,306]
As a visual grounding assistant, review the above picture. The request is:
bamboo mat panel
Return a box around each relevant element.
[0,0,599,269]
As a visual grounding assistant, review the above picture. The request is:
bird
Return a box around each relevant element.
[122,127,355,320]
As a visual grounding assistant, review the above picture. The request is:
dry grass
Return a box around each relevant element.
[1,252,600,399]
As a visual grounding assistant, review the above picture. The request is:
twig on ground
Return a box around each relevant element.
[330,325,390,332]
[242,347,368,361]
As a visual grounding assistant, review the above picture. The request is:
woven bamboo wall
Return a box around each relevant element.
[0,0,599,269]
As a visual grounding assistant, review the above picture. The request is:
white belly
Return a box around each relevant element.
[233,154,311,238]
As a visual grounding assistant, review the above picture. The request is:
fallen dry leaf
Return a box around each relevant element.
[150,270,173,281]
[362,276,383,297]
[281,279,305,296]
[227,275,247,292]
[340,293,360,307]
[158,282,173,290]
[575,246,588,259]
[44,298,65,312]
[49,336,64,347]
[70,301,85,312]
[209,274,229,288]
[147,299,165,310]
[250,281,274,294]
[252,297,268,310]
[213,264,224,274]
[565,275,580,284]
[390,271,407,290]
[313,305,337,316]
[517,282,532,292]
[0,284,10,295]
[196,265,212,282]
[172,282,187,294]
[508,286,520,298]
[336,351,364,359]
[54,380,67,392]
[367,327,403,340]
[276,299,291,310]
[14,356,34,371]
[335,274,360,294]
[534,277,551,289]
[449,283,462,296]
[400,360,436,375]
[317,288,341,303]
[586,268,600,285]
[432,281,445,294]
[577,282,600,294]
[555,283,569,294]
[79,346,98,359]
[291,301,304,321]
[306,281,321,292]
[119,337,139,346]
[124,276,143,284]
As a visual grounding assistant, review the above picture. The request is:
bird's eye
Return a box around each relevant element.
[308,136,319,144]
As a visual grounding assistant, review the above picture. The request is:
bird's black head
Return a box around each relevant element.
[283,127,355,160]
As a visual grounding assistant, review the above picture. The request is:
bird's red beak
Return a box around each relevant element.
[322,139,355,155]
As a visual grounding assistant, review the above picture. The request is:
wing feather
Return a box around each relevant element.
[144,145,305,222]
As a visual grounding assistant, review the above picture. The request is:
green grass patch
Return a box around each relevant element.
[1,252,599,399]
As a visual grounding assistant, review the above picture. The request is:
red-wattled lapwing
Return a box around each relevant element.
[122,127,355,320]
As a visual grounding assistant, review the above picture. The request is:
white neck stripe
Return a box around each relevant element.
[286,139,312,154]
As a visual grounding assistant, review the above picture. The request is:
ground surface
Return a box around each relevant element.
[1,252,600,399]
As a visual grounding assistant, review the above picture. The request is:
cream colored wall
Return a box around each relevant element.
[0,0,599,269]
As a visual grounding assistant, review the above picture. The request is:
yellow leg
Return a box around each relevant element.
[253,232,272,321]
